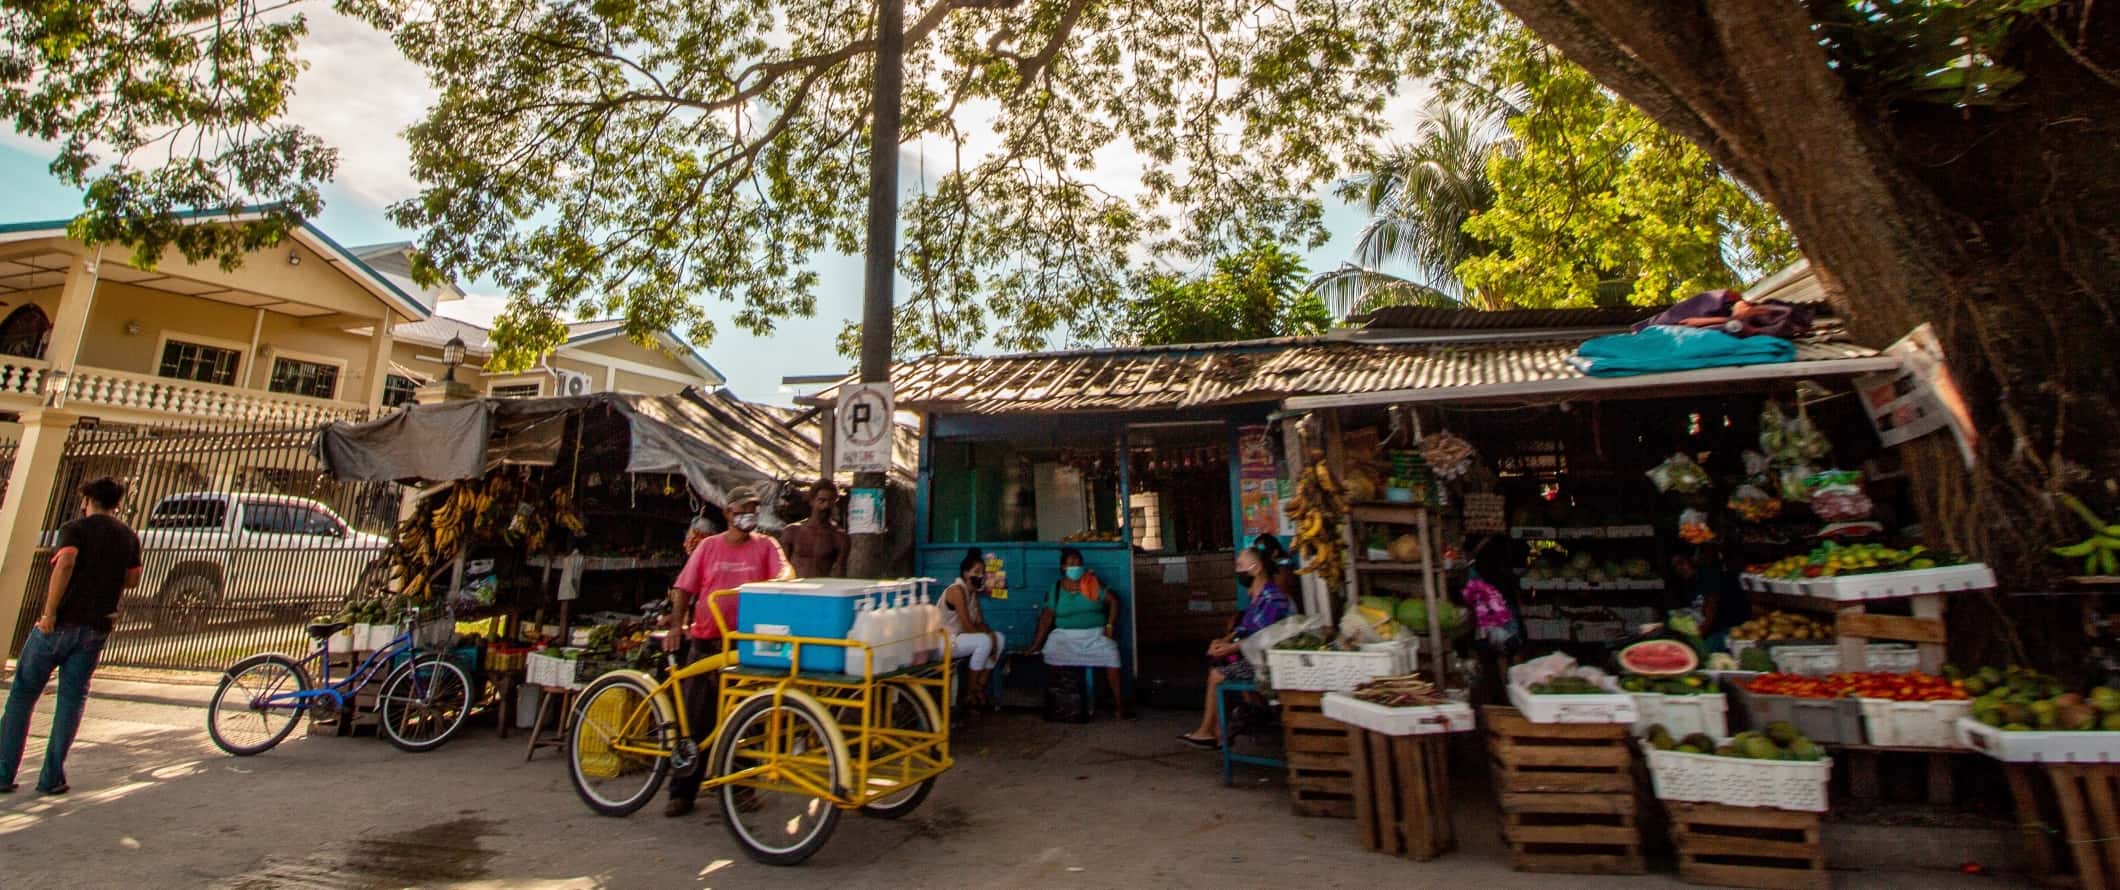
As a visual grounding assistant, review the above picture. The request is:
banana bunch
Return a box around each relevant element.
[552,488,589,536]
[2053,493,2120,576]
[1290,460,1349,583]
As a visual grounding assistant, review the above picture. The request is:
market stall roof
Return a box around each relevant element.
[817,331,1896,416]
[315,388,911,505]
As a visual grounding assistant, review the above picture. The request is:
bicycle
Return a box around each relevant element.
[206,607,474,756]
[566,589,951,866]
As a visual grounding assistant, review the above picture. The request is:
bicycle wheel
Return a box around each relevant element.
[378,656,472,752]
[569,670,677,816]
[207,654,312,756]
[710,689,850,867]
[859,683,941,819]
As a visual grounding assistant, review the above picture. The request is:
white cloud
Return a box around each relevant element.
[285,9,434,211]
[437,293,510,328]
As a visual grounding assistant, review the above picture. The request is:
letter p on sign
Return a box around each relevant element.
[835,383,894,474]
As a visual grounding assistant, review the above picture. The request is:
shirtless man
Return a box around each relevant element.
[779,481,849,578]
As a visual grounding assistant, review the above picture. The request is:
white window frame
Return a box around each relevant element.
[487,376,544,398]
[263,347,349,401]
[153,330,249,388]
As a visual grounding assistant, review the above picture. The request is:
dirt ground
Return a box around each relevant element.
[0,670,2013,889]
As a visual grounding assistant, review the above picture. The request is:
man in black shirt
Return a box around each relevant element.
[0,477,142,794]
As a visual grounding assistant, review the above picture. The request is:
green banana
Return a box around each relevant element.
[2055,539,2099,558]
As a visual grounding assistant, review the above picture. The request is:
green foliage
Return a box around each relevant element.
[1310,102,1503,314]
[1813,0,2060,107]
[1124,242,1330,345]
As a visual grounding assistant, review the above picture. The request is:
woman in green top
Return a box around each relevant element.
[1027,547,1130,718]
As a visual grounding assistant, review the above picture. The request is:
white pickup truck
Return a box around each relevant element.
[126,493,392,630]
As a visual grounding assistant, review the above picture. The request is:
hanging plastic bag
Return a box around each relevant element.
[1805,469,1874,521]
[1648,453,1711,494]
[1726,483,1782,523]
[1679,508,1716,544]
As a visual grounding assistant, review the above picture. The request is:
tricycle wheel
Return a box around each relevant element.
[710,689,850,866]
[859,683,941,820]
[569,671,677,816]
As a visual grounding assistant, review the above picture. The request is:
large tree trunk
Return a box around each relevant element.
[1494,0,2120,666]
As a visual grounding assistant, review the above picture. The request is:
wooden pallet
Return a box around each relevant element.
[2008,763,2120,890]
[1834,592,1947,673]
[1348,729,1455,860]
[1281,690,1356,818]
[1484,705,1636,794]
[1667,802,1830,889]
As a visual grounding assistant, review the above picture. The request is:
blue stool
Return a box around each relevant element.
[1218,680,1285,785]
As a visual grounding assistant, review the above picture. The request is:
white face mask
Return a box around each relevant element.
[732,513,759,532]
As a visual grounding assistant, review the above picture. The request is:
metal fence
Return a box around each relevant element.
[8,421,404,671]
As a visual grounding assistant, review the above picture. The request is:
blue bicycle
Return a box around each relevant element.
[206,609,474,755]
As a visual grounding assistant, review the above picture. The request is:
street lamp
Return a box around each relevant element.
[442,335,465,384]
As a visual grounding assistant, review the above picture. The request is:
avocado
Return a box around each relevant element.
[1676,744,1702,754]
[1787,739,1823,761]
[1763,720,1800,746]
[1740,736,1781,760]
[1680,733,1717,753]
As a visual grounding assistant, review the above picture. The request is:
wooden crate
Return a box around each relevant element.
[2007,763,2120,890]
[1667,802,1829,889]
[1484,705,1636,794]
[1485,706,1644,874]
[1280,690,1356,818]
[1348,729,1455,860]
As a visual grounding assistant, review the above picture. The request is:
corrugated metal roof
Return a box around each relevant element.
[394,316,495,353]
[1745,260,1830,305]
[870,335,1885,415]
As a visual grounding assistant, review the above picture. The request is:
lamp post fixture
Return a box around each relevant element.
[442,335,466,384]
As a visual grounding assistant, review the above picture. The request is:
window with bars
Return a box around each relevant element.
[268,357,339,400]
[158,339,241,386]
[383,374,420,407]
[490,382,542,399]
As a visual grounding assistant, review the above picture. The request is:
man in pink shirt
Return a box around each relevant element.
[662,485,790,817]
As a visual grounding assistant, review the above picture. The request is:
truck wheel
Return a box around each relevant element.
[156,572,219,633]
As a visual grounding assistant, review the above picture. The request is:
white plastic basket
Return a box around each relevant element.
[1800,564,1997,601]
[362,623,400,651]
[1507,682,1640,724]
[1646,745,1833,812]
[525,652,586,690]
[1524,618,1571,641]
[327,627,357,654]
[1956,718,2120,763]
[1769,643,1920,676]
[1859,698,1971,748]
[1322,694,1476,736]
[1267,640,1416,692]
[1630,693,1730,738]
[1573,619,1627,643]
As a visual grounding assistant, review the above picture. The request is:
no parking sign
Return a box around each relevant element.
[834,383,894,474]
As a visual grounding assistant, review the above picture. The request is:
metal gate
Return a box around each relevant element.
[8,421,403,671]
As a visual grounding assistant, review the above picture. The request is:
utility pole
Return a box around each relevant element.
[847,0,904,579]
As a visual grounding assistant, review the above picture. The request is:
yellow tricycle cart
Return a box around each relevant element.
[565,586,953,865]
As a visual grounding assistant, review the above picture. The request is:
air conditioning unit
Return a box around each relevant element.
[555,369,593,397]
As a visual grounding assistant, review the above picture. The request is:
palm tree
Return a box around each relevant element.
[1310,101,1512,316]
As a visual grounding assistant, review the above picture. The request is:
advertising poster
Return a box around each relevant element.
[1236,424,1283,538]
[1856,323,1978,467]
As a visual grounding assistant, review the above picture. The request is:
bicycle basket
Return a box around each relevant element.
[575,691,636,779]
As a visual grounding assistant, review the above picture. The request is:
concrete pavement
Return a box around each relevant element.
[0,671,2018,888]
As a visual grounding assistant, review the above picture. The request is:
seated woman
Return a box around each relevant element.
[941,548,1003,709]
[1027,547,1131,718]
[1178,537,1294,748]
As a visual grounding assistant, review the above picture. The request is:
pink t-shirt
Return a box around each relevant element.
[676,532,787,640]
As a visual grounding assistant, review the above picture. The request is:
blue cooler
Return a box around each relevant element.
[737,579,928,673]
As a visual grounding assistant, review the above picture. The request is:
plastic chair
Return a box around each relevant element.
[1217,680,1284,785]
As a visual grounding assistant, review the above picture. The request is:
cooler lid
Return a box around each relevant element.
[739,578,934,597]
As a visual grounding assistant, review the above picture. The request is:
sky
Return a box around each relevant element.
[0,9,1421,405]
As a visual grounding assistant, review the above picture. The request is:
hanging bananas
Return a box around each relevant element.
[2053,493,2120,576]
[1290,459,1349,584]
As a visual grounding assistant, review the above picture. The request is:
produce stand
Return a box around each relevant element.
[1484,705,1646,875]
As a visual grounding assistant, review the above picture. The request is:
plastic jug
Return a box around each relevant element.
[875,594,907,673]
[844,597,878,676]
[917,599,942,665]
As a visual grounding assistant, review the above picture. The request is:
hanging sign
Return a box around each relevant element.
[1856,323,1978,467]
[1236,425,1284,538]
[848,487,885,535]
[835,383,895,474]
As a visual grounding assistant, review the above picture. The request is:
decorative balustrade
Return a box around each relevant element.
[53,366,372,426]
[0,358,47,398]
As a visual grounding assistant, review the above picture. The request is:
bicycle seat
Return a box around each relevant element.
[306,620,352,640]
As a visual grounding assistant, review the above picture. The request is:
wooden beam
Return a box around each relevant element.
[298,312,367,330]
[1836,611,1948,644]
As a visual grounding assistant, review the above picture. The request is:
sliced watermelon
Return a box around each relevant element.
[1616,639,1700,676]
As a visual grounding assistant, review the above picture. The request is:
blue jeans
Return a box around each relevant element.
[0,624,108,791]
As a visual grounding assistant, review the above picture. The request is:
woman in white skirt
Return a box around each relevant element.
[940,549,1003,709]
[1027,547,1130,718]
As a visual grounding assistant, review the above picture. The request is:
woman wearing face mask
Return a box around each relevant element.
[1177,538,1294,748]
[1027,548,1130,718]
[941,549,1003,710]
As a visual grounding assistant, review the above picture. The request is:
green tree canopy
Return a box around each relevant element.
[1124,241,1329,346]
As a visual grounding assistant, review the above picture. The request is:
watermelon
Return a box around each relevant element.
[1394,598,1428,633]
[1437,602,1468,637]
[1616,639,1700,676]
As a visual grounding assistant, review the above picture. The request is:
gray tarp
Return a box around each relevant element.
[315,391,795,509]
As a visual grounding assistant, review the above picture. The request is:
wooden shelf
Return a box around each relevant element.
[1350,502,1432,525]
[1354,561,1431,573]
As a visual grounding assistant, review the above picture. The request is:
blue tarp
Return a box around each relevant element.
[1569,325,1795,378]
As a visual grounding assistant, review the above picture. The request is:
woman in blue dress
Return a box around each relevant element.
[1177,537,1294,748]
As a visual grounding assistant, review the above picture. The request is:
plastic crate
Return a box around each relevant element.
[526,651,587,689]
[1630,693,1730,738]
[1727,682,1866,744]
[1768,643,1920,676]
[1322,693,1475,736]
[1798,563,1997,601]
[1956,718,2120,763]
[1268,640,1416,692]
[1573,619,1627,643]
[1523,618,1571,641]
[1646,745,1833,812]
[1506,682,1640,725]
[1858,698,1971,748]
